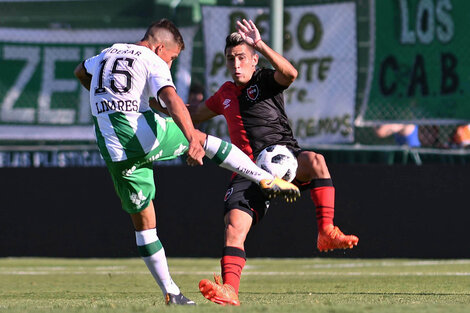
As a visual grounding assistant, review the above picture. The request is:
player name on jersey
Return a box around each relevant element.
[106,48,142,57]
[95,99,139,114]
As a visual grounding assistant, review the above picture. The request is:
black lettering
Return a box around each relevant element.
[318,57,332,81]
[340,114,352,137]
[117,100,125,110]
[306,119,318,137]
[302,58,319,82]
[229,11,247,33]
[297,13,323,50]
[95,102,104,114]
[332,117,342,133]
[295,118,306,138]
[133,100,138,111]
[211,53,225,76]
[125,100,132,111]
[103,101,112,112]
[254,13,269,36]
[297,88,307,102]
[283,11,293,51]
[380,56,398,96]
[407,54,429,96]
[440,52,459,95]
[318,118,333,133]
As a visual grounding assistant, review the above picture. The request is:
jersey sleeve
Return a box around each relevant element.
[205,91,222,115]
[83,54,101,75]
[260,68,288,94]
[148,59,176,99]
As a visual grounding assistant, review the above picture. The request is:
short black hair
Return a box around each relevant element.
[143,19,185,50]
[189,82,204,95]
[224,32,254,55]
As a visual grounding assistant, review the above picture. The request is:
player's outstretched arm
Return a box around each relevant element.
[159,86,205,166]
[74,62,92,91]
[187,102,218,125]
[236,19,297,87]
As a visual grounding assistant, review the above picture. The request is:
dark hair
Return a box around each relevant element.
[189,82,205,95]
[224,32,253,55]
[143,19,185,50]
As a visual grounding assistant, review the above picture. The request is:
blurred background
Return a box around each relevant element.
[1,0,469,258]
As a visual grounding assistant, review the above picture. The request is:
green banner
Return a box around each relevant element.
[363,0,470,123]
[0,28,145,140]
[0,27,194,141]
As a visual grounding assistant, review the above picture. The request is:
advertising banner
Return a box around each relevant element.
[0,26,196,140]
[360,0,470,124]
[202,3,357,145]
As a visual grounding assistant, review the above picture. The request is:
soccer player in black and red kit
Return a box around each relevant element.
[191,19,359,306]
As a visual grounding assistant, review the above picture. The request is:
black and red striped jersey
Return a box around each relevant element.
[205,68,300,160]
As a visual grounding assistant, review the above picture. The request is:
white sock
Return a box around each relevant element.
[135,229,180,296]
[204,135,273,183]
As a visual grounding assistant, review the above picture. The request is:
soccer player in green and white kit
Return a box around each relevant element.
[74,19,299,305]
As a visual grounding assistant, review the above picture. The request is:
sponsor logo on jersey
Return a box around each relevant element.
[223,99,231,109]
[224,187,234,201]
[247,85,259,101]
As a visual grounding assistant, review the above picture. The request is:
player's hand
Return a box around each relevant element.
[186,140,204,166]
[236,19,261,47]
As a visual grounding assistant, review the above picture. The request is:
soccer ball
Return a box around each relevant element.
[256,145,298,182]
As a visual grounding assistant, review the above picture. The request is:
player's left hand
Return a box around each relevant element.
[186,140,204,166]
[236,19,261,47]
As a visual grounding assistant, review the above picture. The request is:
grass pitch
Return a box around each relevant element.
[0,258,469,313]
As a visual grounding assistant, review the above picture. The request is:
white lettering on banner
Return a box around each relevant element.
[38,47,79,124]
[78,47,97,123]
[1,45,89,125]
[0,150,106,168]
[399,0,454,45]
[202,4,357,145]
[0,46,39,123]
[0,27,195,142]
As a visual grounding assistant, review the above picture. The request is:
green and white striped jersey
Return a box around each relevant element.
[84,43,174,162]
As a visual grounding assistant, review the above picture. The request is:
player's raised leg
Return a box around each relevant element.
[296,151,359,252]
[202,134,300,201]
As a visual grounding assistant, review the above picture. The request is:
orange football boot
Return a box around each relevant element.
[199,274,240,306]
[317,224,359,252]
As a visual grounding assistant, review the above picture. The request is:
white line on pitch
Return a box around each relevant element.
[1,271,470,276]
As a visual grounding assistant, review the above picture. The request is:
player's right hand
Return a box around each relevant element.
[236,19,261,47]
[186,140,204,166]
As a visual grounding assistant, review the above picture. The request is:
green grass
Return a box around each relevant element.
[1,258,469,313]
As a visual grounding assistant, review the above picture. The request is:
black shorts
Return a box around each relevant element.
[223,174,270,225]
[223,147,304,224]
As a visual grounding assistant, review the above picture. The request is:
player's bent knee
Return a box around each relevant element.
[312,153,326,167]
[297,151,330,180]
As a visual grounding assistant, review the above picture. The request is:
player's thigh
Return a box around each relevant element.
[223,175,270,225]
[151,117,190,161]
[106,159,155,214]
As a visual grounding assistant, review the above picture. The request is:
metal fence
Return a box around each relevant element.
[0,0,468,150]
